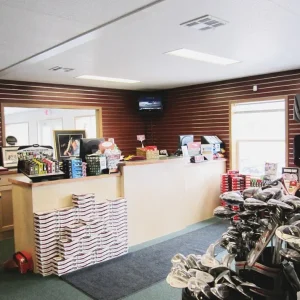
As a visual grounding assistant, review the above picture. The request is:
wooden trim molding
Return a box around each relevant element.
[229,96,288,170]
[1,102,103,144]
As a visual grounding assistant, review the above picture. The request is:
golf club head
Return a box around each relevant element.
[186,254,199,269]
[288,214,300,225]
[244,198,267,211]
[256,187,282,201]
[267,199,293,212]
[231,275,244,285]
[187,277,206,295]
[206,239,222,258]
[211,284,230,299]
[220,191,244,206]
[196,270,215,284]
[259,218,270,227]
[237,222,252,232]
[246,220,261,229]
[276,225,300,245]
[242,187,261,200]
[281,199,300,213]
[238,210,256,220]
[279,248,300,263]
[209,266,231,278]
[171,253,188,268]
[213,206,237,220]
[235,285,253,299]
[282,195,300,202]
[201,254,220,269]
[221,253,236,268]
[222,233,238,242]
[166,272,188,288]
[199,284,214,299]
[215,270,230,284]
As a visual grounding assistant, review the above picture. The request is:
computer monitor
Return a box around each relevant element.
[178,135,194,148]
[80,138,105,161]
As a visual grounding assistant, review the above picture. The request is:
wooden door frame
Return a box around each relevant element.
[229,96,289,170]
[1,103,103,145]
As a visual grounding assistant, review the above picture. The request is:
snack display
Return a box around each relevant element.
[62,158,84,179]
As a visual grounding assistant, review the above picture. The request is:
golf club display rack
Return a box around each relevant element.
[34,194,128,276]
[167,178,300,300]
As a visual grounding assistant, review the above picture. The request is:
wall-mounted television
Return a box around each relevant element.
[138,95,163,112]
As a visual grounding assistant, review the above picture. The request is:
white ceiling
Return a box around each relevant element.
[0,0,300,90]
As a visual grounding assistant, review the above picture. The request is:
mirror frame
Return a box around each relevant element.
[1,103,103,146]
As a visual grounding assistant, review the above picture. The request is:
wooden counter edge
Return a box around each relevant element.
[0,169,18,176]
[8,172,121,188]
[120,158,227,167]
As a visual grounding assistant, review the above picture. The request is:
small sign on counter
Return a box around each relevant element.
[190,155,205,163]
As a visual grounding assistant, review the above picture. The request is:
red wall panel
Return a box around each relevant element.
[146,69,300,169]
[0,80,144,155]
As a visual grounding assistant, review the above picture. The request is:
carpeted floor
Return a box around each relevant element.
[0,218,224,300]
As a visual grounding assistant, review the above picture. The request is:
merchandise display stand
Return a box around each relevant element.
[17,145,64,182]
[167,178,300,300]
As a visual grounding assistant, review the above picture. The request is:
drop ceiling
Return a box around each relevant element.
[0,0,300,90]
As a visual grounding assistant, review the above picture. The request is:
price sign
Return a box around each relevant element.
[137,135,145,142]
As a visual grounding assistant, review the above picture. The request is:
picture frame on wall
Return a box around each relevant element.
[0,146,19,169]
[53,130,86,161]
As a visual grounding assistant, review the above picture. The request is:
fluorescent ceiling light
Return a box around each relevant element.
[76,75,140,83]
[165,48,240,65]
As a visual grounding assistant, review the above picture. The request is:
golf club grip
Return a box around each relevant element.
[283,261,300,292]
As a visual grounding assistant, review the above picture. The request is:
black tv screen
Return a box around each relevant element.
[138,95,163,112]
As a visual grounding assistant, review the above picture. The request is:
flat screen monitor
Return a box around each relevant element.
[178,135,194,148]
[80,138,105,161]
[138,95,163,112]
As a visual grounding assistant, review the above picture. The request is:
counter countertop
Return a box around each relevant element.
[9,172,121,188]
[0,169,18,176]
[121,157,226,166]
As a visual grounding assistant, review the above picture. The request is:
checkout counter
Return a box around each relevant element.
[9,157,226,273]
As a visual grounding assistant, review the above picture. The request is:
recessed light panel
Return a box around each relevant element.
[165,49,240,65]
[76,75,140,83]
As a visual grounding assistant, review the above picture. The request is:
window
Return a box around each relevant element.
[231,99,286,176]
[5,122,29,146]
[38,118,63,148]
[75,116,96,138]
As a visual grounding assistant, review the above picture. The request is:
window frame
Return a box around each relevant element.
[229,96,289,170]
[1,103,103,146]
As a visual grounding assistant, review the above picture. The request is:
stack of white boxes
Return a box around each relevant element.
[34,194,128,276]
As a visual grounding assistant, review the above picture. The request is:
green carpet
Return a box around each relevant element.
[0,218,219,300]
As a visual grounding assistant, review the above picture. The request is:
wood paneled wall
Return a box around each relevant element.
[0,80,144,155]
[146,69,300,169]
[2,68,300,166]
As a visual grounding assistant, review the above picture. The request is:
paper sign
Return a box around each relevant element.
[187,142,201,150]
[181,146,189,157]
[137,135,145,142]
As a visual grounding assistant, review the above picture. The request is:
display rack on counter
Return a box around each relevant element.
[86,154,107,176]
[17,144,64,182]
[105,149,121,173]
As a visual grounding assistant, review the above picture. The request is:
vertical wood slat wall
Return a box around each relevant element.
[0,80,144,155]
[147,69,300,169]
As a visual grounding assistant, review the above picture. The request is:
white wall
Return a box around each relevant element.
[4,108,95,145]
